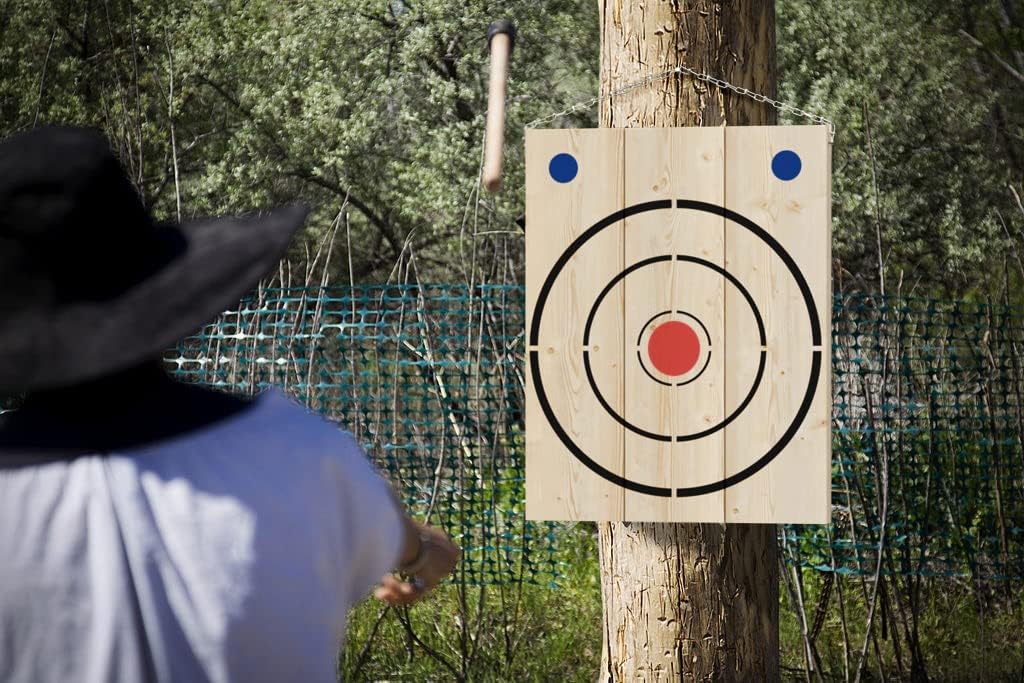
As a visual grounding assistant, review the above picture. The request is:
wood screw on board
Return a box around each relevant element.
[482,20,515,193]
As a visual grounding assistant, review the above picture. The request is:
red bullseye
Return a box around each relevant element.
[647,321,701,376]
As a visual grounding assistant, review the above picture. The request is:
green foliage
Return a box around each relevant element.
[0,0,597,280]
[4,0,1022,295]
[780,569,1024,680]
[341,522,602,681]
[342,530,1024,681]
[778,0,1024,297]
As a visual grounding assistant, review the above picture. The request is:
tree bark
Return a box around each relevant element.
[597,1,779,680]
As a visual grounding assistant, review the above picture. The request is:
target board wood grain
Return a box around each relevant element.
[526,126,831,524]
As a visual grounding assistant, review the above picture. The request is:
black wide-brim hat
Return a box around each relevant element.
[0,126,307,393]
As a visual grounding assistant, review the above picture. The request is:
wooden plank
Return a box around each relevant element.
[622,128,725,522]
[525,129,625,521]
[723,126,831,524]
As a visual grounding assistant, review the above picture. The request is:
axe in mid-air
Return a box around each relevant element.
[482,20,515,194]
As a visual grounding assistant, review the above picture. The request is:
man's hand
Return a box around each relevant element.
[374,520,460,606]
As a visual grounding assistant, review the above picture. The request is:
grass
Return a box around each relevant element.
[781,569,1024,681]
[342,526,1024,681]
[341,523,603,681]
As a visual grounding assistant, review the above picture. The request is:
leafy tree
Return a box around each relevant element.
[778,0,1023,298]
[0,0,597,281]
[4,0,1024,296]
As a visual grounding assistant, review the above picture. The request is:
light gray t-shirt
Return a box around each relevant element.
[0,388,404,682]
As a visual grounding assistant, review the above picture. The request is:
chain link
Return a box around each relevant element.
[526,65,835,141]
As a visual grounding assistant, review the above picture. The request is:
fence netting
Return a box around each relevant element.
[785,293,1024,582]
[167,284,552,586]
[164,286,1024,584]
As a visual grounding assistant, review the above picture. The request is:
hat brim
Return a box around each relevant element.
[0,204,308,393]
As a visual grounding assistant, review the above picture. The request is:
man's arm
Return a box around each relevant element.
[374,513,460,606]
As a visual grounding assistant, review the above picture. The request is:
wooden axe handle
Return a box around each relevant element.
[482,21,515,193]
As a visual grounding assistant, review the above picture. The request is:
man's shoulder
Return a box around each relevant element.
[208,387,364,458]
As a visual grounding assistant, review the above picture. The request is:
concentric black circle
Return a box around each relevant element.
[529,199,822,498]
[581,254,767,442]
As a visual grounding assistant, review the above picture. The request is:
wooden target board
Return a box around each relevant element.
[525,127,831,524]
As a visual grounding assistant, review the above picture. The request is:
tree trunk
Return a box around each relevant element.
[597,1,779,680]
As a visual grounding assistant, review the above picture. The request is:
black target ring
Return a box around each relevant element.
[581,254,767,442]
[529,199,823,498]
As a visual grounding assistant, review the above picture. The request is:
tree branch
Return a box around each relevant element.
[285,168,405,254]
[958,28,1024,84]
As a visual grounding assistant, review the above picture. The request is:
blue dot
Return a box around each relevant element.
[549,153,578,183]
[771,150,802,181]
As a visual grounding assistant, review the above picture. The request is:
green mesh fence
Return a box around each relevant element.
[153,286,1022,584]
[166,284,556,586]
[785,293,1024,581]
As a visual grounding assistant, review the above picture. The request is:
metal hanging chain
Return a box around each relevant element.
[526,65,835,141]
